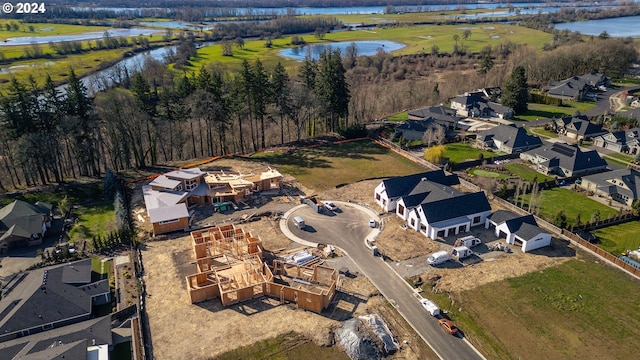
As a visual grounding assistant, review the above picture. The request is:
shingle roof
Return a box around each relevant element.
[164,167,206,180]
[400,180,461,209]
[142,185,188,209]
[524,142,607,173]
[488,210,519,224]
[381,170,460,199]
[477,124,542,150]
[420,191,491,224]
[62,260,92,284]
[489,211,547,241]
[149,175,182,189]
[147,204,189,223]
[407,106,459,125]
[0,201,49,238]
[566,119,606,137]
[583,168,640,200]
[396,119,445,133]
[514,222,547,241]
[0,259,97,339]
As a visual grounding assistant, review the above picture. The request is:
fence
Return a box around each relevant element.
[570,212,637,232]
[562,229,640,277]
[451,152,522,171]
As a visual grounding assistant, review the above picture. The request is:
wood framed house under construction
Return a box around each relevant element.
[186,225,337,313]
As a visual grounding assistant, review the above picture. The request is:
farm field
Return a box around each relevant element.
[435,258,640,360]
[517,187,618,226]
[188,23,553,72]
[593,221,640,256]
[253,139,425,190]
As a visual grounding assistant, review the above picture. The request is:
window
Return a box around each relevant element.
[473,216,481,224]
[174,184,182,191]
[398,204,405,216]
[410,219,415,227]
[159,218,180,225]
[420,224,427,233]
[185,179,198,191]
[376,193,381,201]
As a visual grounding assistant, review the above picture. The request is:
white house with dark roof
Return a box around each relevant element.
[476,124,543,154]
[485,210,551,252]
[579,168,640,207]
[520,142,608,177]
[375,170,492,239]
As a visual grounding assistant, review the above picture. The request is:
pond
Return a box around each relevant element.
[0,28,164,46]
[554,16,640,38]
[279,40,405,61]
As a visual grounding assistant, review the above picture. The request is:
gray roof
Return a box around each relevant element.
[583,168,640,200]
[381,170,460,199]
[0,259,98,340]
[489,211,547,241]
[62,260,92,284]
[565,118,606,137]
[514,222,547,241]
[477,124,542,150]
[142,185,188,209]
[419,191,491,224]
[165,167,205,180]
[524,142,607,173]
[400,180,461,209]
[0,201,49,240]
[488,210,520,224]
[0,316,112,358]
[452,92,484,108]
[396,119,447,133]
[407,106,459,125]
[147,204,189,223]
[149,175,182,189]
[544,73,607,97]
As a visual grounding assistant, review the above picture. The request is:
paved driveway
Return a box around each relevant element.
[281,201,485,360]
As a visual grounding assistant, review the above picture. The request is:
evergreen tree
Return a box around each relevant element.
[114,190,127,229]
[502,65,529,115]
[103,168,118,200]
[271,62,291,145]
[252,59,271,149]
[316,49,350,132]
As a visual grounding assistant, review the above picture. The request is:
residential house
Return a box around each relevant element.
[543,72,609,100]
[374,170,460,212]
[407,105,461,129]
[485,210,552,252]
[0,200,53,254]
[394,119,448,143]
[375,170,491,239]
[593,128,640,154]
[143,167,283,235]
[450,91,514,119]
[555,115,606,141]
[520,142,608,177]
[579,168,640,207]
[0,259,110,344]
[476,124,543,154]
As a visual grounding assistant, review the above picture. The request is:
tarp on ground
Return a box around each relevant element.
[335,313,398,360]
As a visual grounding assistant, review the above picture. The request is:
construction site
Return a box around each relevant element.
[186,224,338,313]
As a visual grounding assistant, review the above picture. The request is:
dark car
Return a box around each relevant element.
[438,319,459,336]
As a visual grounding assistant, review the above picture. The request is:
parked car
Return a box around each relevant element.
[427,251,450,265]
[369,219,377,228]
[324,201,338,211]
[438,319,459,335]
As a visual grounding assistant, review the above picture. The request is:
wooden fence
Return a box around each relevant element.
[562,229,640,277]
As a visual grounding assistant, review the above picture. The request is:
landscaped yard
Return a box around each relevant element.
[503,163,554,182]
[516,187,618,226]
[469,169,509,179]
[91,255,111,281]
[68,203,116,244]
[386,111,408,122]
[593,221,640,256]
[444,143,502,163]
[530,127,558,138]
[517,101,596,122]
[253,140,425,190]
[603,152,635,164]
[432,259,640,360]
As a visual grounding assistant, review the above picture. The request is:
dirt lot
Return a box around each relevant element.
[141,157,576,359]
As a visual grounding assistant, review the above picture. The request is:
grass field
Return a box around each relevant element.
[469,169,509,178]
[387,111,408,121]
[530,127,558,138]
[604,152,635,163]
[218,332,349,360]
[444,143,501,163]
[330,8,494,25]
[0,21,112,39]
[434,259,640,360]
[593,221,640,255]
[503,163,554,182]
[188,23,552,73]
[252,140,425,190]
[517,187,618,226]
[68,203,116,243]
[517,101,595,121]
[91,255,111,281]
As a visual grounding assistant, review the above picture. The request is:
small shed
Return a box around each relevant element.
[485,210,552,253]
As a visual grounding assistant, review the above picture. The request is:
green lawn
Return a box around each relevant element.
[604,152,634,163]
[443,143,501,163]
[68,203,116,243]
[92,256,111,280]
[469,169,509,179]
[387,111,408,122]
[516,101,596,121]
[530,127,558,138]
[253,139,425,190]
[503,163,554,182]
[517,187,618,226]
[431,259,640,359]
[593,221,640,256]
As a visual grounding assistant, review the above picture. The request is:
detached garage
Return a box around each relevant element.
[485,210,552,253]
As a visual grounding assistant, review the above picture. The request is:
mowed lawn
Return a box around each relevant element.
[448,259,640,360]
[517,101,596,121]
[503,163,554,182]
[517,187,618,226]
[253,140,425,190]
[68,203,116,243]
[593,221,640,255]
[444,143,501,163]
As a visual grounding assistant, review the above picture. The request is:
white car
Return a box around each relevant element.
[324,201,338,211]
[369,219,377,228]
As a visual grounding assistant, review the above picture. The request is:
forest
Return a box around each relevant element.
[0,28,636,191]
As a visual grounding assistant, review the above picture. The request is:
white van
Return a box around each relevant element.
[457,235,482,248]
[293,216,305,229]
[420,298,440,317]
[451,246,473,261]
[427,251,450,265]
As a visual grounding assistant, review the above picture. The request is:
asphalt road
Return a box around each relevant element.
[286,203,484,360]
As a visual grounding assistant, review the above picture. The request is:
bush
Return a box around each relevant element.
[338,124,367,139]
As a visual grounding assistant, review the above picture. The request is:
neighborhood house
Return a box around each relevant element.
[593,128,640,155]
[485,210,552,252]
[0,200,53,254]
[407,105,461,129]
[579,168,640,207]
[554,115,606,141]
[394,119,448,142]
[143,167,283,235]
[450,90,514,119]
[542,72,609,100]
[520,142,608,177]
[476,124,543,154]
[375,170,492,239]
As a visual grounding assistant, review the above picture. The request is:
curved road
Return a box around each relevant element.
[281,202,485,360]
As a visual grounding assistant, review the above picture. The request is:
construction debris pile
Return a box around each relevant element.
[336,314,398,360]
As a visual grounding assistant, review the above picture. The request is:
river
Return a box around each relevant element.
[0,28,164,46]
[554,16,640,37]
